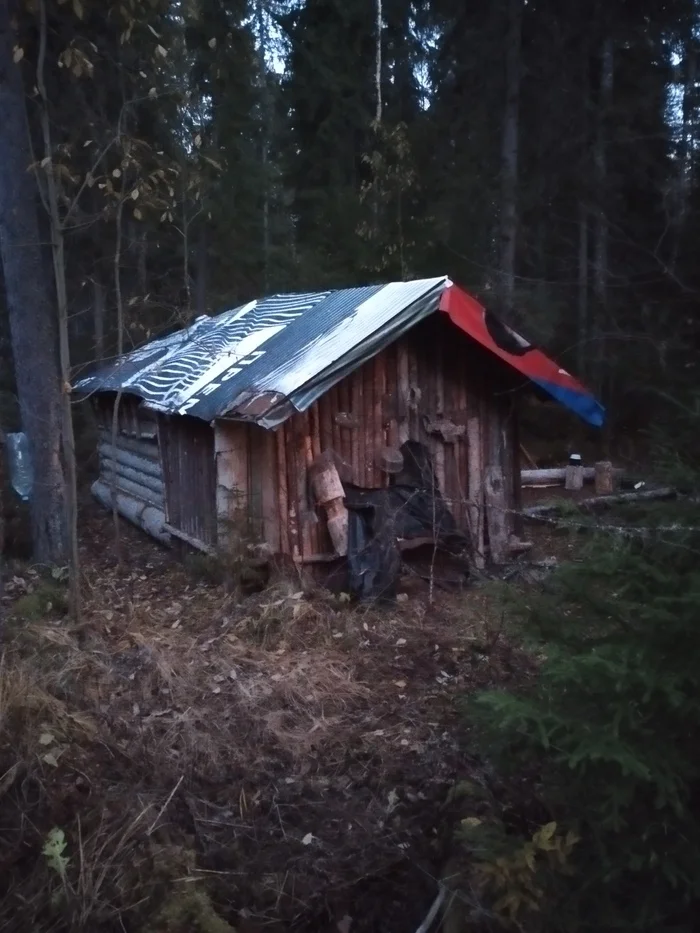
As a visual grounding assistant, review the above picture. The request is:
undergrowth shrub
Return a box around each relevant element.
[464,433,700,930]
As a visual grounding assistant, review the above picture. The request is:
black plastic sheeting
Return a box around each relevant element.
[345,441,470,602]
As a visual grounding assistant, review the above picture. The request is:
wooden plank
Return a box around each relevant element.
[284,422,301,561]
[309,402,322,462]
[408,336,419,439]
[260,428,279,553]
[397,339,410,445]
[319,392,333,454]
[385,342,399,452]
[373,353,385,486]
[296,412,313,557]
[353,369,363,486]
[337,380,352,468]
[163,522,216,555]
[275,426,290,554]
[330,384,342,454]
[485,465,508,564]
[305,427,320,555]
[214,421,248,549]
[363,361,374,486]
[454,361,469,528]
[434,332,446,497]
[443,370,459,524]
[248,425,264,541]
[511,404,524,536]
[467,411,485,569]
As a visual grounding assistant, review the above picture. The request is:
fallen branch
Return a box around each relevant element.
[521,467,625,486]
[523,487,676,519]
[415,884,447,933]
[147,775,184,836]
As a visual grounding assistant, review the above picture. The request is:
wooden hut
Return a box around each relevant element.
[74,276,603,578]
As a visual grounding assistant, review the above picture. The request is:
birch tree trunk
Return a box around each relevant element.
[499,0,523,321]
[0,0,69,564]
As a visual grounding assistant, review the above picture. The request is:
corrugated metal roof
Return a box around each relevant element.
[73,277,449,427]
[73,275,605,428]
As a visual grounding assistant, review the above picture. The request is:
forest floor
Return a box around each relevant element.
[0,499,573,933]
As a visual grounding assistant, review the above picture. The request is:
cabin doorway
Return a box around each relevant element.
[158,415,217,549]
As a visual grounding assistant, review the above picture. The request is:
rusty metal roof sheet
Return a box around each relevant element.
[73,277,449,427]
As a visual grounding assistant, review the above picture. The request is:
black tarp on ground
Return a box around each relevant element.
[344,441,470,602]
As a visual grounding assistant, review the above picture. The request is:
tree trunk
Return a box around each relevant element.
[592,34,613,397]
[137,225,147,297]
[195,222,207,317]
[93,276,105,362]
[498,0,523,320]
[576,42,590,381]
[577,202,589,380]
[257,0,270,290]
[670,22,697,274]
[37,0,80,615]
[0,0,68,563]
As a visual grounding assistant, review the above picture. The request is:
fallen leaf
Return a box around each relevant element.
[394,680,407,689]
[301,833,314,846]
[38,733,55,746]
[13,45,24,63]
[42,753,59,768]
[396,593,409,603]
[208,37,217,49]
[395,638,407,647]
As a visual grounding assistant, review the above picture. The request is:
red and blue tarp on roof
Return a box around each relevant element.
[439,284,605,428]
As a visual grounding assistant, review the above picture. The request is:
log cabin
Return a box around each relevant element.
[73,276,603,585]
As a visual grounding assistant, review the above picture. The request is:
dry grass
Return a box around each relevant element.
[0,508,535,933]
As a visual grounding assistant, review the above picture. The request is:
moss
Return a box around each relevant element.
[12,582,69,620]
[145,887,237,933]
[184,552,227,585]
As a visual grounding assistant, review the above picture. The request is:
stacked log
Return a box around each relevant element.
[92,479,170,545]
[97,439,164,509]
[309,452,349,556]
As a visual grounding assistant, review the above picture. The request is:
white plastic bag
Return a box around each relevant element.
[6,432,34,501]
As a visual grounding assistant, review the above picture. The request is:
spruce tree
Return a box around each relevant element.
[466,407,700,931]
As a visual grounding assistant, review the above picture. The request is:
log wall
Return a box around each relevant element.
[94,395,164,511]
